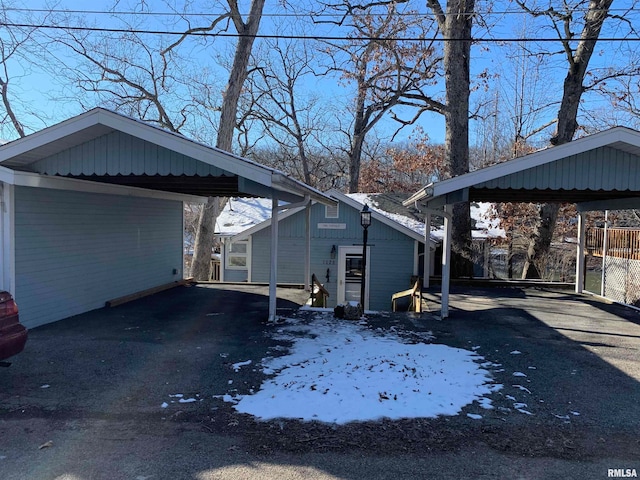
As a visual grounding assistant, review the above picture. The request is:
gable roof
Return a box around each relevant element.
[0,108,335,206]
[404,127,640,211]
[225,189,438,247]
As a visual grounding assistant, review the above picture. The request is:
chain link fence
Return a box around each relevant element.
[587,227,640,308]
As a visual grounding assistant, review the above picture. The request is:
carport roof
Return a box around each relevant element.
[404,127,640,212]
[0,108,335,206]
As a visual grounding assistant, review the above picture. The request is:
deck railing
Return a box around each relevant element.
[587,227,640,260]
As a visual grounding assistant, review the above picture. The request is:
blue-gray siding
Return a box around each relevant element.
[14,186,183,328]
[31,130,230,177]
[250,202,419,311]
[477,146,640,191]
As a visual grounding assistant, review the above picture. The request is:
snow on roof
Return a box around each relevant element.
[215,194,504,241]
[351,193,504,241]
[346,193,427,237]
[215,197,274,236]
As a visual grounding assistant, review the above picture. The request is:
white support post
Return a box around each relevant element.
[268,196,279,322]
[601,210,609,297]
[441,204,453,319]
[575,212,586,293]
[305,202,311,291]
[424,213,431,288]
[1,183,15,295]
[219,238,225,282]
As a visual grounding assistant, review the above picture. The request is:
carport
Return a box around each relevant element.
[404,127,640,318]
[0,108,335,327]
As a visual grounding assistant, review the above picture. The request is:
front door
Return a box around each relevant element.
[337,246,370,309]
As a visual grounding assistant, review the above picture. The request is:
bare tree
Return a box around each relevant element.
[318,0,441,193]
[190,0,266,281]
[0,5,54,139]
[516,0,619,279]
[244,36,332,187]
[426,0,475,277]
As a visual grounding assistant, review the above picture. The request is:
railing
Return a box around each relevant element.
[587,227,640,260]
[309,274,330,307]
[391,278,423,313]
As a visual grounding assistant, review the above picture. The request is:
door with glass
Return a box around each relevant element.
[337,246,369,309]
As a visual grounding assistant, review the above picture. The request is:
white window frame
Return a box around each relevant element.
[225,239,251,270]
[325,203,339,219]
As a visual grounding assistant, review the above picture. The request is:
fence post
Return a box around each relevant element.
[601,211,609,297]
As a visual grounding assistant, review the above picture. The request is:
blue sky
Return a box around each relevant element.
[3,0,639,149]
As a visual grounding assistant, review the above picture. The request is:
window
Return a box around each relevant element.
[226,240,249,269]
[325,203,339,218]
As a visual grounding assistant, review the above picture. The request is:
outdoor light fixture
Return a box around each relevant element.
[360,204,372,228]
[330,245,337,259]
[360,205,371,311]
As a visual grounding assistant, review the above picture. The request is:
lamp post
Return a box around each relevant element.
[360,204,371,311]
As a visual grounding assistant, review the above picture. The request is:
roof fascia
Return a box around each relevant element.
[11,170,206,203]
[271,173,336,206]
[0,165,15,183]
[228,206,305,241]
[0,109,105,163]
[409,127,640,205]
[0,108,337,206]
[327,189,432,246]
[577,196,640,212]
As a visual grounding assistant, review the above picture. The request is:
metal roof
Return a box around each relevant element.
[0,108,336,206]
[404,127,640,211]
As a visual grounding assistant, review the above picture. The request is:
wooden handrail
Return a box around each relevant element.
[392,278,423,313]
[309,273,330,307]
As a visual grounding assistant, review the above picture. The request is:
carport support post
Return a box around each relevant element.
[575,212,586,294]
[305,202,311,291]
[441,204,453,319]
[424,213,431,288]
[268,196,279,322]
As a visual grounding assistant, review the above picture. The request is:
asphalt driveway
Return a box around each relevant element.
[1,284,639,479]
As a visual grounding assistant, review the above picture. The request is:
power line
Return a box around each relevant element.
[1,21,639,43]
[3,6,640,18]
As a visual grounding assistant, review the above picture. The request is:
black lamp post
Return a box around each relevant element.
[360,204,371,311]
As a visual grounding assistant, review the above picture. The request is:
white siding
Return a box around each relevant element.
[14,186,183,328]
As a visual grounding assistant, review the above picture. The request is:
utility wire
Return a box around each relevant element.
[3,6,640,18]
[1,21,639,42]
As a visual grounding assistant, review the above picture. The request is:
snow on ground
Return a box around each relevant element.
[222,313,502,424]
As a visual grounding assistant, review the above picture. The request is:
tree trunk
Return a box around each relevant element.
[428,0,475,277]
[190,0,266,281]
[521,0,613,279]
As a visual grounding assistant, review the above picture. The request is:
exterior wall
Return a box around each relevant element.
[13,186,183,328]
[250,202,420,311]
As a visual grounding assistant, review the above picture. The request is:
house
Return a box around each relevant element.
[215,190,439,311]
[0,108,334,328]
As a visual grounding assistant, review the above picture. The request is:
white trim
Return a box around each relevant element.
[337,245,370,309]
[268,196,279,322]
[3,167,206,203]
[404,127,640,205]
[0,183,15,294]
[326,189,436,247]
[325,203,339,218]
[225,238,251,270]
[575,212,586,294]
[0,108,336,207]
[229,206,305,241]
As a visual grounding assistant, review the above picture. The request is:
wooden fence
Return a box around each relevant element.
[586,227,640,260]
